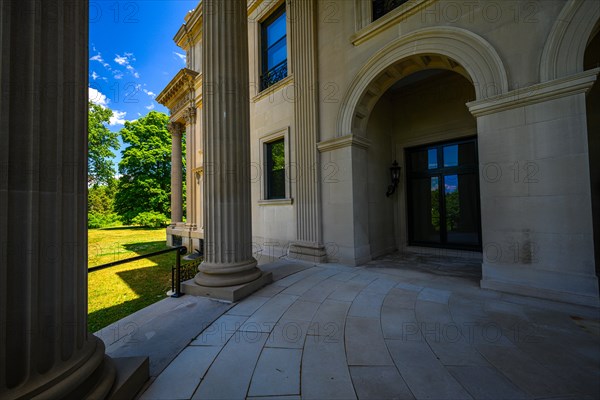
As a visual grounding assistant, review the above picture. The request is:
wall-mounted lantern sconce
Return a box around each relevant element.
[386,160,401,197]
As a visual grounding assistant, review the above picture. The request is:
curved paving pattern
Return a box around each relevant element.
[140,261,600,400]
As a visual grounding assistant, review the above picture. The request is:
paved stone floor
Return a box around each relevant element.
[135,258,600,400]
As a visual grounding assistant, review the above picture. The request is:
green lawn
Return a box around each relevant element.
[88,226,176,333]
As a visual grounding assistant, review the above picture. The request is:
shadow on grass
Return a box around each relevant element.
[89,233,179,332]
[122,240,169,254]
[99,225,166,231]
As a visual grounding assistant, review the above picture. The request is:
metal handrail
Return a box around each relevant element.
[88,245,188,297]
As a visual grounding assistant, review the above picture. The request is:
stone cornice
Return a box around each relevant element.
[156,68,199,111]
[175,4,202,49]
[317,134,372,153]
[467,68,600,117]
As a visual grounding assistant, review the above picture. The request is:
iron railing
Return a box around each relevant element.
[88,245,188,297]
[260,61,288,91]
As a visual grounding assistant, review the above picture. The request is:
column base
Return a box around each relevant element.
[184,271,273,302]
[288,241,328,263]
[10,336,116,400]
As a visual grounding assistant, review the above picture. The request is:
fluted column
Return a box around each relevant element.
[184,108,197,227]
[288,0,327,262]
[194,0,262,287]
[169,122,184,223]
[0,1,115,398]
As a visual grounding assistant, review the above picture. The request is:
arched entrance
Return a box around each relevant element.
[323,27,507,266]
[366,69,479,258]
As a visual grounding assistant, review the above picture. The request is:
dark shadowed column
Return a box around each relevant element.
[0,1,117,399]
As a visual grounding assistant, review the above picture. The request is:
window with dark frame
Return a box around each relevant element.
[266,139,286,200]
[260,5,287,91]
[372,0,409,21]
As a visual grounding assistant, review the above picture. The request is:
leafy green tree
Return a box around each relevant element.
[88,179,117,215]
[115,111,185,224]
[88,102,119,186]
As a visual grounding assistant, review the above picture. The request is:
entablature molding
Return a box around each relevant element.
[317,134,372,153]
[467,68,599,117]
[156,67,199,115]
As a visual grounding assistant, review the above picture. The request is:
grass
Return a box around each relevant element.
[88,226,176,333]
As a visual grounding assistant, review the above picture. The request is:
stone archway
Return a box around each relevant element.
[336,26,508,138]
[540,0,600,82]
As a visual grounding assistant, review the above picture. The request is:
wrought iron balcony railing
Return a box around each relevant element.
[260,61,288,91]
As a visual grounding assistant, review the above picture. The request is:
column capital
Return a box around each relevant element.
[168,121,184,136]
[185,107,197,124]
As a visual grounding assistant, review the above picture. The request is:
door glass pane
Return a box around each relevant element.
[444,174,479,245]
[410,148,437,171]
[444,142,477,167]
[443,145,458,167]
[411,177,441,243]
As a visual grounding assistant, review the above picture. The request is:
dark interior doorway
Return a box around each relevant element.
[406,137,482,250]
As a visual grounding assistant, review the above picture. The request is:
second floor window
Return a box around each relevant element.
[260,6,287,91]
[372,0,409,21]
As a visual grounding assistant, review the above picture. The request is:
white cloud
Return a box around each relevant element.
[113,71,124,79]
[109,110,127,126]
[90,52,111,70]
[88,87,109,107]
[114,54,128,65]
[91,71,100,80]
[143,89,156,98]
[146,103,155,110]
[114,53,140,78]
[173,52,186,64]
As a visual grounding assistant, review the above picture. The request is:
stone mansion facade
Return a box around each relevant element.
[157,0,600,307]
[1,1,599,398]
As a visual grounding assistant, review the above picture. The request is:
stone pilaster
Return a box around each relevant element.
[0,1,116,398]
[468,69,600,307]
[194,0,263,287]
[288,0,327,262]
[168,121,184,224]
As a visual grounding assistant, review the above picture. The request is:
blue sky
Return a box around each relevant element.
[89,0,198,164]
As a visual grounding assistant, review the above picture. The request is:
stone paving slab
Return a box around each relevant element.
[248,348,302,397]
[386,338,474,399]
[345,317,393,366]
[137,259,600,400]
[447,365,529,400]
[349,366,414,399]
[190,314,248,347]
[239,293,299,333]
[192,332,269,399]
[302,336,356,400]
[140,345,221,400]
[475,343,574,398]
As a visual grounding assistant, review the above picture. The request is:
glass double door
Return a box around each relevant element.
[406,138,481,250]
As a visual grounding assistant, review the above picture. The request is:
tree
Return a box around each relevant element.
[115,111,185,224]
[88,101,119,186]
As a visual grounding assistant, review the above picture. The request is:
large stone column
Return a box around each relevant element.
[288,0,328,263]
[194,0,263,287]
[169,122,184,223]
[0,1,116,398]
